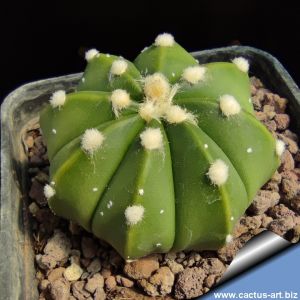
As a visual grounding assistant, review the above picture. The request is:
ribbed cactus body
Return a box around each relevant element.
[40,34,280,259]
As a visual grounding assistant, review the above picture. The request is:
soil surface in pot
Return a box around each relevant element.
[24,77,300,300]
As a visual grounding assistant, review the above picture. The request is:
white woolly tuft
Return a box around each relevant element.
[125,205,145,226]
[154,33,175,47]
[226,234,233,243]
[140,128,163,150]
[144,73,171,102]
[49,90,66,109]
[85,49,99,61]
[165,105,188,124]
[219,94,241,117]
[110,59,128,76]
[182,66,206,84]
[110,89,131,117]
[139,101,158,122]
[207,159,229,186]
[276,139,285,156]
[144,73,170,102]
[81,128,105,155]
[138,189,144,196]
[232,57,249,73]
[44,184,55,199]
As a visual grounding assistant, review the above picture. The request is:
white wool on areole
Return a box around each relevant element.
[44,184,56,199]
[219,94,241,117]
[154,33,175,47]
[110,59,128,76]
[138,101,158,122]
[125,205,145,226]
[140,128,163,150]
[207,159,229,186]
[110,89,131,117]
[232,57,249,73]
[144,73,171,102]
[165,105,188,124]
[49,90,66,109]
[81,128,105,155]
[85,49,99,61]
[182,66,206,84]
[276,139,285,156]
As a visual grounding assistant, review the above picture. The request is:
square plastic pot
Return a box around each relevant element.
[1,46,300,300]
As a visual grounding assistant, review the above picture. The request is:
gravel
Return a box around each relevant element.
[24,76,300,299]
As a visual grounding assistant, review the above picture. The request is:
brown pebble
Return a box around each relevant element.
[39,279,50,291]
[105,276,117,291]
[280,150,295,171]
[174,267,206,299]
[290,196,300,214]
[204,274,217,288]
[47,267,65,283]
[249,190,280,215]
[50,278,70,300]
[148,267,174,296]
[274,114,290,130]
[278,134,299,154]
[29,179,47,206]
[94,287,106,300]
[85,273,104,293]
[267,204,295,219]
[282,178,300,200]
[124,255,159,280]
[72,281,90,299]
[198,258,226,275]
[268,216,295,235]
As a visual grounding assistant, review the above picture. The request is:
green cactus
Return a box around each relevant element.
[40,33,283,260]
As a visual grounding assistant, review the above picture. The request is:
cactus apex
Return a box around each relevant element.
[140,127,163,150]
[81,128,105,155]
[276,139,285,156]
[110,89,131,117]
[154,33,175,47]
[49,90,66,109]
[110,59,128,76]
[125,205,145,226]
[182,66,207,84]
[232,57,249,73]
[139,101,158,122]
[144,73,171,102]
[85,49,99,61]
[219,94,241,117]
[207,159,229,186]
[44,184,56,199]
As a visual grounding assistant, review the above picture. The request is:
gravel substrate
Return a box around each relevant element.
[24,77,300,300]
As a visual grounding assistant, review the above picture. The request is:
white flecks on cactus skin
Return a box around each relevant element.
[172,72,176,77]
[156,243,162,247]
[182,66,206,84]
[107,200,113,209]
[207,159,229,186]
[81,128,105,155]
[247,147,253,153]
[110,59,128,76]
[110,89,131,117]
[92,187,98,192]
[144,73,171,102]
[160,209,164,214]
[52,129,57,134]
[140,128,163,150]
[50,181,55,186]
[204,144,208,149]
[49,90,66,109]
[100,211,104,216]
[154,33,175,47]
[44,184,56,199]
[232,57,249,73]
[230,216,234,221]
[106,54,111,58]
[138,189,144,196]
[248,98,252,103]
[81,77,85,82]
[276,139,285,156]
[219,94,241,117]
[125,205,145,226]
[85,49,99,61]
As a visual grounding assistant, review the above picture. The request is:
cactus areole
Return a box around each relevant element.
[40,34,282,260]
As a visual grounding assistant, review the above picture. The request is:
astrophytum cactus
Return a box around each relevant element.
[40,33,284,260]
